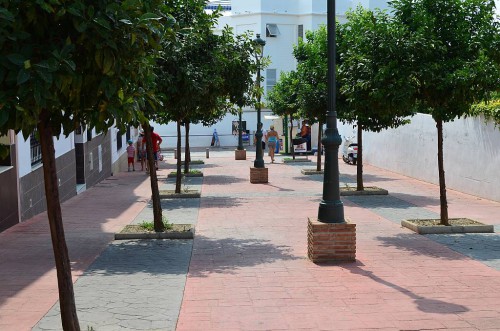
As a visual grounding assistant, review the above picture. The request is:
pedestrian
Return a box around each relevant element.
[126,140,135,172]
[266,125,279,163]
[145,126,162,171]
[137,131,146,171]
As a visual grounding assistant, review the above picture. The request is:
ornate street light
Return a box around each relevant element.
[253,33,266,169]
[318,0,345,223]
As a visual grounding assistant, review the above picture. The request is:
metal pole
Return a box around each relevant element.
[318,0,345,223]
[254,58,264,168]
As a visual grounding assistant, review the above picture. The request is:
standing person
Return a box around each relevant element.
[142,126,163,172]
[150,127,163,170]
[137,131,146,171]
[126,140,136,172]
[266,125,279,163]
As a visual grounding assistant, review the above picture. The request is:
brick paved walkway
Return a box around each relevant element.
[0,150,499,330]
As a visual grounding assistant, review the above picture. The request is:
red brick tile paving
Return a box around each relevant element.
[177,154,500,331]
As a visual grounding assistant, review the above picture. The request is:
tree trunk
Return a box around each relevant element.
[143,122,164,232]
[38,109,81,331]
[316,120,322,171]
[436,119,449,225]
[356,124,364,191]
[290,115,295,159]
[175,121,182,194]
[184,121,190,174]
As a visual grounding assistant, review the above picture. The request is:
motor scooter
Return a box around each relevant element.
[342,136,358,165]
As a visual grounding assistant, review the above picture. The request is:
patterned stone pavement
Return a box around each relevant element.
[0,149,499,330]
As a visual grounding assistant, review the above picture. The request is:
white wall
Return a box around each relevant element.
[338,114,500,202]
[17,131,75,178]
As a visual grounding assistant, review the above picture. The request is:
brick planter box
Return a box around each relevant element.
[235,149,247,160]
[250,167,268,184]
[308,218,356,263]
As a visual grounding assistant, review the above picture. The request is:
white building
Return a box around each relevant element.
[0,126,137,232]
[154,0,391,149]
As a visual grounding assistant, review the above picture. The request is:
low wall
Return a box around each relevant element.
[342,113,500,202]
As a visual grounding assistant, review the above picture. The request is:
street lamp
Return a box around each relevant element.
[253,33,266,169]
[318,0,345,223]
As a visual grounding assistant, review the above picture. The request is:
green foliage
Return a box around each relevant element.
[267,70,301,118]
[153,0,255,127]
[391,0,500,122]
[338,6,416,132]
[0,0,173,138]
[139,217,172,231]
[293,26,330,124]
[470,97,500,126]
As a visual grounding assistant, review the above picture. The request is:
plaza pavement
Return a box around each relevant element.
[0,148,499,330]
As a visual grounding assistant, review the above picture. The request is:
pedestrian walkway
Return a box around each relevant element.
[0,150,499,330]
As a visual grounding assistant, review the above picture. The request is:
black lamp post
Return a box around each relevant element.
[318,0,345,223]
[253,33,266,169]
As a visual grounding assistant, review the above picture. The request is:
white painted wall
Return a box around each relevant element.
[338,114,500,202]
[17,131,75,178]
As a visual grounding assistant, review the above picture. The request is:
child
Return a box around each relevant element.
[126,140,135,172]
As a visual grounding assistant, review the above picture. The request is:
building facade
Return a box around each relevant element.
[156,0,391,148]
[0,126,136,232]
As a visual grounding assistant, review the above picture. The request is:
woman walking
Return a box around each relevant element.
[266,125,279,163]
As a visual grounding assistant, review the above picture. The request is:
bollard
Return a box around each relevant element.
[174,149,177,159]
[206,148,210,159]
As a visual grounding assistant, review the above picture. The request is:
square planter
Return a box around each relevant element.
[401,218,494,234]
[115,224,195,240]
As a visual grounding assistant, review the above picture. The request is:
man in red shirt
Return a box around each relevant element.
[142,126,163,171]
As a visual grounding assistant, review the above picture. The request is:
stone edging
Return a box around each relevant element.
[284,158,311,163]
[401,219,494,234]
[114,225,195,240]
[301,169,324,175]
[159,190,201,199]
[340,187,388,196]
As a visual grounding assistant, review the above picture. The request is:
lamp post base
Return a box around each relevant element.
[235,149,247,160]
[307,217,356,263]
[250,167,268,184]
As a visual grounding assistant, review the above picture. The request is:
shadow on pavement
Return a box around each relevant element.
[201,196,246,209]
[343,263,470,314]
[188,236,301,278]
[375,233,468,261]
[202,174,247,185]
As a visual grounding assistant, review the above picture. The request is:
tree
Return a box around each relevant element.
[338,7,416,190]
[0,1,169,329]
[293,25,346,171]
[267,70,301,159]
[154,1,255,193]
[392,0,500,225]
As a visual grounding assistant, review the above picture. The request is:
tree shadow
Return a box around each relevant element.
[200,196,246,209]
[80,235,300,278]
[375,233,468,261]
[203,174,247,185]
[345,263,469,314]
[188,235,301,278]
[318,261,469,314]
[391,192,441,208]
[425,233,500,263]
[291,175,324,182]
[265,183,295,192]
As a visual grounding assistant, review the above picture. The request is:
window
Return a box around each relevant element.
[30,130,42,166]
[266,24,280,37]
[0,134,11,166]
[298,25,304,42]
[116,129,123,150]
[266,69,277,94]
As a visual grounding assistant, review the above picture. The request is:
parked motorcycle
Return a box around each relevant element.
[342,136,358,165]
